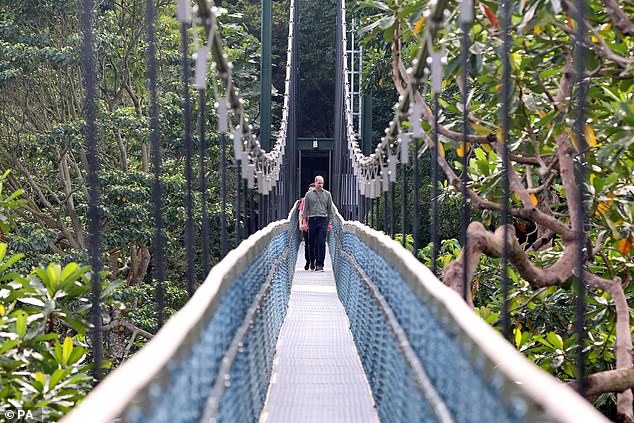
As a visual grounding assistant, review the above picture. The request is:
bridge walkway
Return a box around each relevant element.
[259,242,379,423]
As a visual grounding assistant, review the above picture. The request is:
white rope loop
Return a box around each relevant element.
[191,0,297,194]
[340,0,450,195]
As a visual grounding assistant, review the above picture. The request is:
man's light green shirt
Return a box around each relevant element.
[304,189,333,219]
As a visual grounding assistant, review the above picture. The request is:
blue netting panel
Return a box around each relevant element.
[215,228,300,422]
[329,218,526,423]
[125,211,301,423]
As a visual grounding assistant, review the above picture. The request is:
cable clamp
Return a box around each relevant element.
[177,0,192,24]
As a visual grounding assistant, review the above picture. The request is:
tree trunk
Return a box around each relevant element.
[141,143,150,173]
[128,242,150,287]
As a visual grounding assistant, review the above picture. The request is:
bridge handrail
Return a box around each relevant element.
[195,0,296,193]
[62,203,300,423]
[330,208,607,422]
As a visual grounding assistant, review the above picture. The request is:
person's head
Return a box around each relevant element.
[306,183,315,194]
[314,175,324,191]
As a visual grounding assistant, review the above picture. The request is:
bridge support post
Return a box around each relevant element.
[260,0,272,151]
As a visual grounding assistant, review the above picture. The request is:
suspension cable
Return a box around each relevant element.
[401,162,407,247]
[221,132,228,256]
[198,89,210,273]
[194,0,296,198]
[177,1,196,298]
[79,0,104,380]
[431,91,440,276]
[383,190,388,232]
[459,0,472,302]
[390,187,395,239]
[413,132,420,259]
[572,0,589,396]
[145,0,166,328]
[236,162,242,244]
[499,0,512,341]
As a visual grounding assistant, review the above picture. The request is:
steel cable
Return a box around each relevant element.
[79,0,104,380]
[413,135,420,259]
[459,0,472,301]
[145,0,166,327]
[221,133,228,257]
[198,89,210,274]
[499,0,512,341]
[431,93,440,276]
[572,0,589,396]
[179,14,196,298]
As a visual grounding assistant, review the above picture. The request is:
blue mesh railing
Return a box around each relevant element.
[62,203,300,423]
[329,208,607,423]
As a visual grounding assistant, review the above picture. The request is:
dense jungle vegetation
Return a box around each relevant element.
[354,0,633,419]
[0,0,632,420]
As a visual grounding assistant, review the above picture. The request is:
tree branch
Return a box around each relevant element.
[584,273,634,422]
[102,319,154,340]
[552,18,633,72]
[602,0,634,36]
[569,367,634,399]
[442,222,580,305]
[442,221,634,420]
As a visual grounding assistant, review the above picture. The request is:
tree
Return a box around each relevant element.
[298,0,338,137]
[358,0,634,419]
[0,0,259,364]
[0,171,122,420]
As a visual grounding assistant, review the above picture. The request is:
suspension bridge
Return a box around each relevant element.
[59,0,617,421]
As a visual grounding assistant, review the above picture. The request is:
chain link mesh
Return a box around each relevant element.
[330,215,531,423]
[120,210,300,423]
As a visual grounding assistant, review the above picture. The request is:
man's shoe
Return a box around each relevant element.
[304,261,310,270]
[310,262,315,270]
[316,265,324,271]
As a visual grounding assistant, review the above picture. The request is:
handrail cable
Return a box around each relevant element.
[200,218,299,420]
[185,0,296,195]
[332,232,454,423]
[340,0,449,197]
[331,207,608,422]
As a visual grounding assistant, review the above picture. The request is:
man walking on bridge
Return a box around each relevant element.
[303,175,333,271]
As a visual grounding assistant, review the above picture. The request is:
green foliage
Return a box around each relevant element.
[0,0,79,86]
[0,253,123,420]
[224,0,292,133]
[299,0,337,137]
[393,233,415,251]
[1,0,247,288]
[356,0,426,44]
[111,281,188,336]
[0,178,125,420]
[418,238,462,271]
[418,237,628,416]
[0,170,27,234]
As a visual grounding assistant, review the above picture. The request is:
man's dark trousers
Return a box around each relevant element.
[308,216,328,267]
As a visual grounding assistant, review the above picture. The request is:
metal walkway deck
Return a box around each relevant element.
[259,242,379,423]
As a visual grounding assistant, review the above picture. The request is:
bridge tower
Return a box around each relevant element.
[261,0,299,214]
[260,0,272,152]
[295,1,372,206]
[332,3,373,220]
